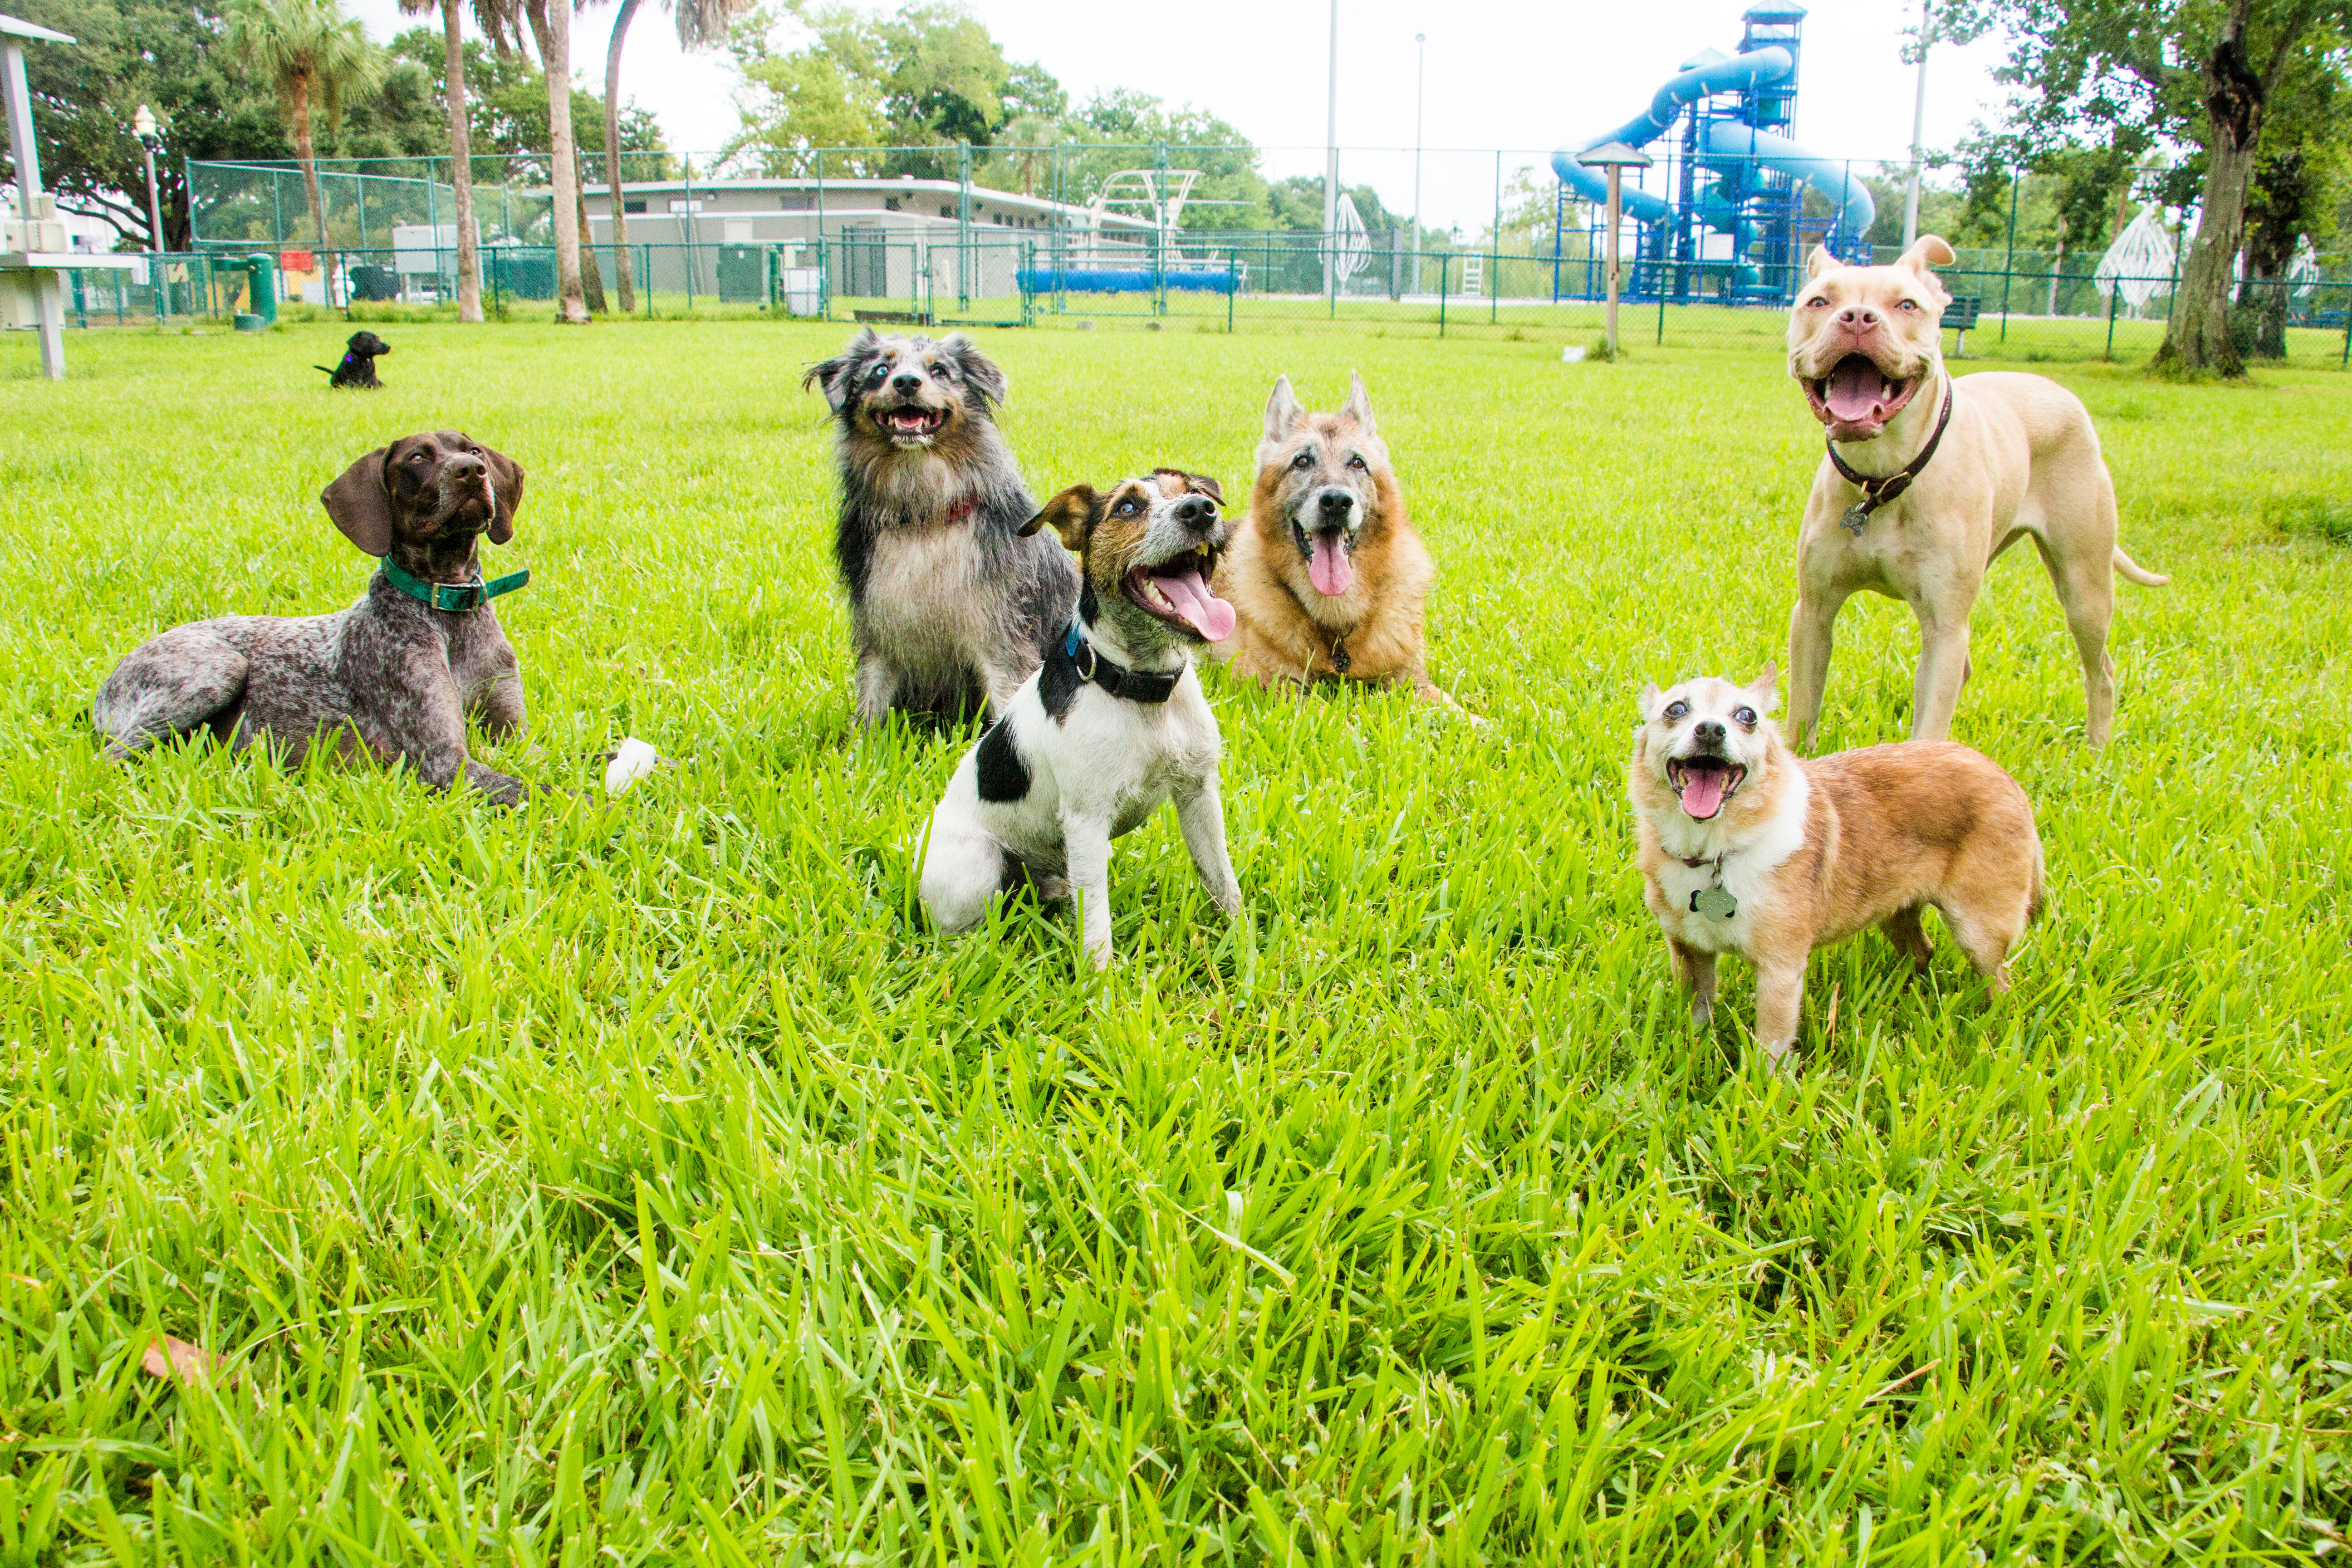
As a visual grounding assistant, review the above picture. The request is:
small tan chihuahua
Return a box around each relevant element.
[1628,665,2043,1058]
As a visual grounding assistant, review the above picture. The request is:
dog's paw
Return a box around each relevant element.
[1690,997,1714,1027]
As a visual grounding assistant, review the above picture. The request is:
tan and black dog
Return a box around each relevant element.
[1630,665,2043,1058]
[1211,373,1465,711]
[1787,235,2166,749]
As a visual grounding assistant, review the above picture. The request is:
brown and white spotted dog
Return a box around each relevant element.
[804,327,1077,728]
[921,469,1244,969]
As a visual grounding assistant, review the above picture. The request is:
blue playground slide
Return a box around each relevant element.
[1550,45,1874,248]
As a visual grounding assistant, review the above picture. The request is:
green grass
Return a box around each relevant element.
[3,318,2350,1564]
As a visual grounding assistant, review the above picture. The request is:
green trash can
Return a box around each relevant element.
[222,252,278,331]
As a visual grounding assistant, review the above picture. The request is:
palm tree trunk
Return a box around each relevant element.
[575,150,608,311]
[525,0,589,323]
[291,73,328,246]
[442,0,482,322]
[602,0,641,314]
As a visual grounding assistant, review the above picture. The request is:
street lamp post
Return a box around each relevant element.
[1579,141,1650,358]
[1323,0,1339,303]
[1411,33,1425,295]
[132,103,164,253]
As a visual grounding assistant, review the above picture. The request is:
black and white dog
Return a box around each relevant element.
[920,470,1243,969]
[804,328,1076,727]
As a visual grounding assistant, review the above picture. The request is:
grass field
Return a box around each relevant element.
[4,318,2350,1564]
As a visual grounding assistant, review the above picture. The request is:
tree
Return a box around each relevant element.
[396,0,498,320]
[1953,0,2352,376]
[520,0,588,320]
[2235,52,2345,355]
[601,0,743,315]
[225,0,387,246]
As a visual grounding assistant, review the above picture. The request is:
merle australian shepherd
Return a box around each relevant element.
[804,328,1076,728]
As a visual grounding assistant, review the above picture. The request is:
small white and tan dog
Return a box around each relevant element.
[920,469,1244,968]
[1786,235,2167,748]
[1630,665,2043,1058]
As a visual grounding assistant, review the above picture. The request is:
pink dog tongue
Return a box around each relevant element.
[1153,567,1236,641]
[1681,769,1729,819]
[1308,533,1354,597]
[1824,359,1891,423]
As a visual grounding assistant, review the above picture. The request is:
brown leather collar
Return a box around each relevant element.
[1827,378,1954,534]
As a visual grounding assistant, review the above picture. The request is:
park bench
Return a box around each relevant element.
[1946,294,1983,355]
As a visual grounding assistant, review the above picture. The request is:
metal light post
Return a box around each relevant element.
[1411,32,1425,294]
[133,103,164,252]
[1580,141,1649,358]
[1901,0,1931,250]
[1323,0,1339,302]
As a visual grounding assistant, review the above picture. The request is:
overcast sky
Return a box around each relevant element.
[344,0,2019,232]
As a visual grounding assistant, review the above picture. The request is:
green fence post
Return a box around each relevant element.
[2106,281,2119,359]
[1227,250,1236,333]
[2340,291,2349,365]
[1439,252,1448,338]
[1999,173,2018,343]
[1657,265,1667,346]
[643,245,652,318]
[957,140,971,314]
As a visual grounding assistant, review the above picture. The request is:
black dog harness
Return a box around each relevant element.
[1828,379,1955,535]
[1058,624,1182,704]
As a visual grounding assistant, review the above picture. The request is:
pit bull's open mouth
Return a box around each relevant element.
[1807,353,1921,440]
[1666,756,1746,820]
[1290,519,1356,597]
[877,404,949,441]
[1125,545,1236,642]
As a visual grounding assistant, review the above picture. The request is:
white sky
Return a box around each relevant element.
[344,0,2018,232]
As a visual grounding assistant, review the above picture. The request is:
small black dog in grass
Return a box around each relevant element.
[317,330,391,389]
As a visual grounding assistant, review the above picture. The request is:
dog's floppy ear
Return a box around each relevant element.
[1262,375,1305,447]
[1744,663,1781,714]
[480,443,526,545]
[1637,681,1663,723]
[802,327,880,412]
[1340,370,1377,436]
[1805,245,1842,279]
[1901,234,1957,273]
[320,447,395,557]
[1019,485,1101,551]
[940,332,1009,407]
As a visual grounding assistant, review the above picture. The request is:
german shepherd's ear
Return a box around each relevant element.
[1261,375,1306,447]
[938,332,1008,408]
[802,327,881,413]
[1341,370,1377,436]
[1805,244,1842,279]
[320,446,394,557]
[1744,664,1781,714]
[1020,485,1101,551]
[1637,681,1663,723]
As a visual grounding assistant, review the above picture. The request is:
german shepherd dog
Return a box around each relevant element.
[804,328,1077,727]
[1211,373,1465,711]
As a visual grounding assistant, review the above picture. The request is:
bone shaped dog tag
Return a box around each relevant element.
[1690,886,1739,921]
[1840,503,1872,536]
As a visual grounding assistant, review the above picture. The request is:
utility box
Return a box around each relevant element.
[715,243,766,303]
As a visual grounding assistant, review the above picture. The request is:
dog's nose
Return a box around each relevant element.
[1838,305,1880,331]
[1693,719,1726,745]
[1173,495,1217,530]
[892,372,923,393]
[1317,490,1353,521]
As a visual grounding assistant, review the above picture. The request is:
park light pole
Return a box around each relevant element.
[1901,0,1931,250]
[133,103,165,252]
[1323,0,1339,301]
[1411,32,1425,294]
[1581,141,1649,358]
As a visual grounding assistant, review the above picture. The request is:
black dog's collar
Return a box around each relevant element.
[382,556,529,612]
[1057,623,1183,704]
[1828,378,1955,534]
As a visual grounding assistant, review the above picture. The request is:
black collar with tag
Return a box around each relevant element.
[1828,378,1955,535]
[1055,624,1184,704]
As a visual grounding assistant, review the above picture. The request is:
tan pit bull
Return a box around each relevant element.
[1785,235,2168,749]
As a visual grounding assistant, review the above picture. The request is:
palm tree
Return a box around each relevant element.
[521,0,589,322]
[396,0,500,322]
[600,0,745,314]
[225,0,387,248]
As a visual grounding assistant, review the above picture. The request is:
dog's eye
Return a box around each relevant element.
[868,363,889,382]
[1896,299,1918,312]
[1291,451,1313,470]
[1734,706,1757,727]
[408,452,427,465]
[1664,700,1689,721]
[1347,455,1367,470]
[1808,296,1828,308]
[1114,497,1141,515]
[929,362,951,379]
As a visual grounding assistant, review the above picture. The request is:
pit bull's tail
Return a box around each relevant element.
[2112,546,2169,588]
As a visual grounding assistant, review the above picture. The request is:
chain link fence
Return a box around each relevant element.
[28,151,2351,370]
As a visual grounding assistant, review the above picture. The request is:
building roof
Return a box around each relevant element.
[601,176,1158,231]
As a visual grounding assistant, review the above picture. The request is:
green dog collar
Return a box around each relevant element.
[381,555,530,613]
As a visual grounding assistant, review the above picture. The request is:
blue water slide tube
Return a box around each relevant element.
[1700,121,1875,240]
[1548,45,1794,217]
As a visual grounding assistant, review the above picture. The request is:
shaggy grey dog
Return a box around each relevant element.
[804,328,1076,728]
[92,431,538,804]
